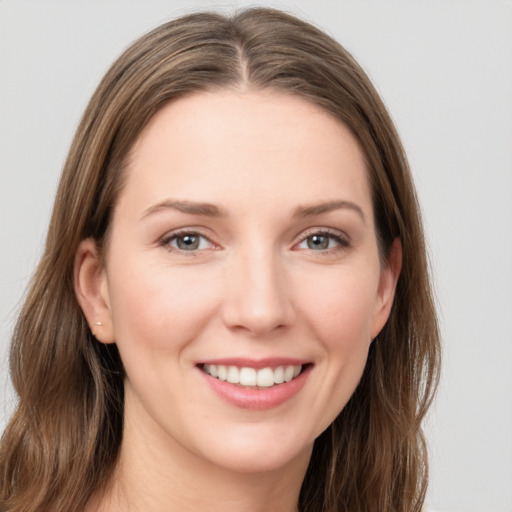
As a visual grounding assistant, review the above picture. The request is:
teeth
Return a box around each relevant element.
[226,366,239,384]
[239,367,257,386]
[256,367,274,387]
[203,364,303,387]
[284,366,294,382]
[217,365,227,381]
[274,366,285,384]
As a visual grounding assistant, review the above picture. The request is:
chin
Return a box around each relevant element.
[189,424,315,475]
[207,446,311,475]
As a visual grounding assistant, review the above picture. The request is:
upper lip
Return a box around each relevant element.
[197,357,312,369]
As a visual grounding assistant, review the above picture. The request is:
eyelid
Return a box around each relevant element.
[293,227,351,251]
[159,228,220,253]
[158,226,350,254]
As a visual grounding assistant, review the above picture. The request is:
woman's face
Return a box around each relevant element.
[83,90,399,474]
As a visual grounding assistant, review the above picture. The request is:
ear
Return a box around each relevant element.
[371,237,402,339]
[74,238,115,344]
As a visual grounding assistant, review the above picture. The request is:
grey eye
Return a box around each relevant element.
[163,231,215,253]
[306,234,330,250]
[297,231,347,252]
[175,234,201,250]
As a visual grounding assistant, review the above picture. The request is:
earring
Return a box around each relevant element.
[91,321,103,336]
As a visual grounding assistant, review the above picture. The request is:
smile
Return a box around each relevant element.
[198,359,312,410]
[202,364,302,388]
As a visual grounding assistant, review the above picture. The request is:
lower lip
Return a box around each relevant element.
[199,366,312,410]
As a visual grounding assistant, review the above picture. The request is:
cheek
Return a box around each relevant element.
[259,271,374,444]
[106,255,221,352]
[297,265,379,349]
[295,265,379,419]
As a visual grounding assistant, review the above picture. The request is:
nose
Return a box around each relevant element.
[221,249,296,337]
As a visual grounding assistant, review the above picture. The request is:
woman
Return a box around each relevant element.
[0,7,440,512]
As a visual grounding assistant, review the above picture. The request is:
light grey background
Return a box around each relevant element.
[1,1,511,511]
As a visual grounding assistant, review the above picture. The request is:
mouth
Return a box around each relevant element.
[201,363,306,388]
[197,359,313,410]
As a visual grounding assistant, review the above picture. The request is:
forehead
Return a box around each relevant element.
[118,89,371,217]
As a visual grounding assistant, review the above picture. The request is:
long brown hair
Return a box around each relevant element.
[0,8,440,511]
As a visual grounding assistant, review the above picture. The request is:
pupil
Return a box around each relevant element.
[178,235,199,250]
[308,235,328,250]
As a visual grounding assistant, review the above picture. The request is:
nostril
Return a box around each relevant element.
[222,296,296,337]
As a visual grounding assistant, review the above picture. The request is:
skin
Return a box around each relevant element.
[75,89,401,512]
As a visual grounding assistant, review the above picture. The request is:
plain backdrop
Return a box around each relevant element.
[0,1,511,511]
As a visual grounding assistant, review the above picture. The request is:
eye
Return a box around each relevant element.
[162,231,215,252]
[296,230,349,251]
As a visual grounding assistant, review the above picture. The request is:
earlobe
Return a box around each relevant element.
[74,238,115,344]
[371,237,402,339]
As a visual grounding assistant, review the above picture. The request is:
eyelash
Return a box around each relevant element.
[160,229,217,255]
[295,228,350,254]
[159,228,350,255]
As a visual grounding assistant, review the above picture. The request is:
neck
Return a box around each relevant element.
[88,393,312,512]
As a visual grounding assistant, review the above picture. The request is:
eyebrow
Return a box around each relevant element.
[141,198,365,223]
[141,199,226,219]
[293,200,366,224]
